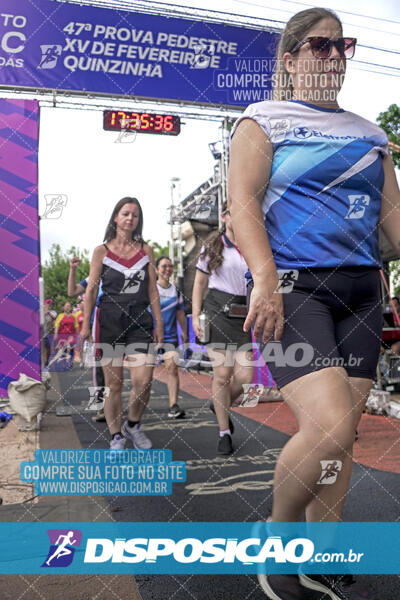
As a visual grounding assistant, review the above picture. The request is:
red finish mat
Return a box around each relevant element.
[154,367,400,474]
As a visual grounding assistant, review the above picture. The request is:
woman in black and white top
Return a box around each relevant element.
[192,202,254,455]
[81,197,163,451]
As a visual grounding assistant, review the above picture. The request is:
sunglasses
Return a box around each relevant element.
[291,37,357,59]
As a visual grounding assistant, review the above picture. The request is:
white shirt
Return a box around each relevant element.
[196,234,248,296]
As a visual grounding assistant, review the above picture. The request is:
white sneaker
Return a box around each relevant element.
[109,434,126,451]
[122,421,152,449]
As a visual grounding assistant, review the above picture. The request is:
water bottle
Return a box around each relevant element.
[82,341,95,367]
[198,313,210,344]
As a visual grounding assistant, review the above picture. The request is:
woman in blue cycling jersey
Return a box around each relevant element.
[155,255,188,419]
[229,7,400,600]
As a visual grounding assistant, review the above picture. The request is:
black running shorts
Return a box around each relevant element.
[98,301,153,356]
[247,268,382,389]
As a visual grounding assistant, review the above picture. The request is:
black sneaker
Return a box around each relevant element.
[209,401,234,434]
[258,574,311,599]
[299,574,367,599]
[217,433,233,455]
[168,404,185,419]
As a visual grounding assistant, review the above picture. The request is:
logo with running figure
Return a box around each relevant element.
[191,42,215,69]
[240,384,265,407]
[276,270,299,294]
[317,460,343,485]
[122,268,145,293]
[115,117,138,144]
[38,45,62,69]
[42,529,82,567]
[269,118,291,142]
[345,194,370,219]
[42,194,68,219]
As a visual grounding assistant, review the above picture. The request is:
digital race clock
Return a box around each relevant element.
[103,110,180,136]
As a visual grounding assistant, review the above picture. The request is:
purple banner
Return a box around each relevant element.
[0,0,279,108]
[0,98,40,396]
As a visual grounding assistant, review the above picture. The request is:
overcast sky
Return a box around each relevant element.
[37,0,400,264]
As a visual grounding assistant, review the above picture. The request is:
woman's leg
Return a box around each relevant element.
[102,363,123,435]
[270,367,356,522]
[163,351,180,408]
[207,348,234,431]
[231,350,254,401]
[127,353,155,422]
[306,376,373,522]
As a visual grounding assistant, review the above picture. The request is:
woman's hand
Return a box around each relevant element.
[153,321,164,347]
[244,280,284,343]
[192,315,203,340]
[80,324,92,345]
[70,256,80,269]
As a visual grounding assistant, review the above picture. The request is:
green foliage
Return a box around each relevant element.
[377,104,400,168]
[147,240,170,262]
[42,244,90,312]
[390,259,400,297]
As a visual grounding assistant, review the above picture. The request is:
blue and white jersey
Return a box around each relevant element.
[155,282,184,343]
[231,100,388,271]
[79,277,103,305]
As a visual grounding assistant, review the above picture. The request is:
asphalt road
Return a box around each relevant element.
[60,365,400,600]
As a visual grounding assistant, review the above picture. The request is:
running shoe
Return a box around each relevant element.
[122,421,152,449]
[258,574,311,599]
[168,404,185,419]
[299,574,370,599]
[209,401,234,434]
[217,433,233,455]
[109,434,126,451]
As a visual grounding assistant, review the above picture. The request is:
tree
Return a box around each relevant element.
[147,240,170,262]
[390,260,400,297]
[42,245,90,312]
[377,104,400,168]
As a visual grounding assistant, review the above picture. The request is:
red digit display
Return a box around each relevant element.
[154,114,163,131]
[141,113,150,129]
[164,115,174,132]
[130,113,140,129]
[103,110,180,135]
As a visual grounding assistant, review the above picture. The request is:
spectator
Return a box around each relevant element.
[43,299,57,366]
[154,256,188,419]
[53,301,78,368]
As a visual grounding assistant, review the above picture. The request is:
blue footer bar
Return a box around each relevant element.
[0,522,398,574]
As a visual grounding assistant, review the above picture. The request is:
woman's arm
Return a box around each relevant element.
[144,244,163,345]
[229,118,283,342]
[177,309,188,343]
[192,269,209,338]
[81,246,103,342]
[379,154,400,252]
[68,257,86,297]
